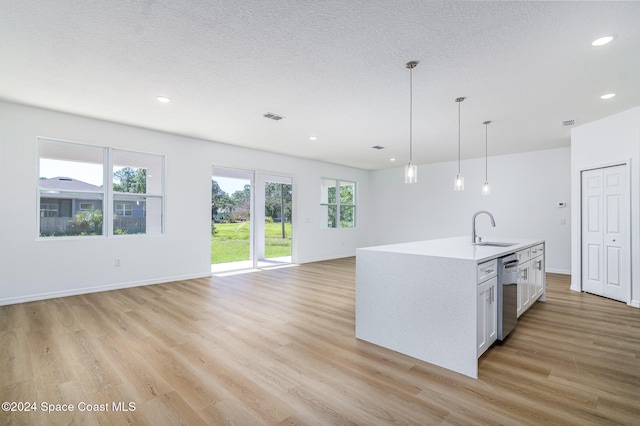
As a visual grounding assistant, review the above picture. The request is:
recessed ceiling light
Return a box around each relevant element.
[600,93,616,99]
[390,158,396,162]
[591,36,614,46]
[309,136,317,141]
[156,96,171,103]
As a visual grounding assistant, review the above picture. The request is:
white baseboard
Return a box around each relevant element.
[0,272,212,306]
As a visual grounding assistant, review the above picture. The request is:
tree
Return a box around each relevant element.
[339,183,355,227]
[211,180,230,216]
[68,210,103,236]
[231,184,251,221]
[113,167,146,193]
[265,183,292,222]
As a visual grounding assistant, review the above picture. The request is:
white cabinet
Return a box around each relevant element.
[517,245,545,318]
[477,260,497,357]
[517,248,531,263]
[531,244,545,301]
[517,249,531,317]
[477,259,497,283]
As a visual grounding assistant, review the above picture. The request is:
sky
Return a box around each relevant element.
[39,159,104,186]
[40,159,134,186]
[213,176,251,195]
[40,159,250,194]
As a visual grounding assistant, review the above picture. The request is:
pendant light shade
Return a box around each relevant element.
[482,120,491,195]
[454,97,465,191]
[404,61,418,184]
[405,162,417,184]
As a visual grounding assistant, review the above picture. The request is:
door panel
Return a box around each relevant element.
[587,244,600,282]
[256,173,293,268]
[606,246,620,286]
[582,169,603,295]
[606,194,619,233]
[602,166,628,301]
[587,196,600,231]
[581,164,629,302]
[211,167,254,269]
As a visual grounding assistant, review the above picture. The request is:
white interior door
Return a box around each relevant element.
[581,164,630,302]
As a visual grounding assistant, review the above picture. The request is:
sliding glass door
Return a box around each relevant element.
[211,167,254,271]
[211,167,293,272]
[257,174,292,267]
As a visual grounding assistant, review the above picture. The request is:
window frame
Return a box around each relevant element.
[320,178,357,229]
[111,148,165,236]
[40,203,59,218]
[114,202,133,217]
[37,138,106,238]
[37,137,166,239]
[79,202,94,212]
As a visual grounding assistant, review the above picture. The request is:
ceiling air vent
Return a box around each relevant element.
[562,119,577,127]
[263,112,284,121]
[372,146,385,150]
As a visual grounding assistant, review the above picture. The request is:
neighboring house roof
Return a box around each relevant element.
[39,177,103,191]
[39,177,104,201]
[39,177,146,202]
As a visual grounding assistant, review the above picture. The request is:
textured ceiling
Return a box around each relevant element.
[1,1,639,170]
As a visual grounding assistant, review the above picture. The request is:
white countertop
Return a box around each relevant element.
[357,236,544,263]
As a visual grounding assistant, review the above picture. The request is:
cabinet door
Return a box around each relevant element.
[477,280,489,356]
[533,256,544,299]
[517,269,523,317]
[476,282,490,356]
[477,277,497,357]
[486,277,498,346]
[517,261,531,317]
[527,263,534,306]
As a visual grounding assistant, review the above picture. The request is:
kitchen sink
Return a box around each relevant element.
[474,241,517,247]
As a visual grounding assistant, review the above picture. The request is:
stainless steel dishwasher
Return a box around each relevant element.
[498,254,519,340]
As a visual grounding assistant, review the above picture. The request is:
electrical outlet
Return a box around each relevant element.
[115,259,121,267]
[560,218,567,225]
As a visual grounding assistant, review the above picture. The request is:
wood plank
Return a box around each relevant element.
[1,259,639,425]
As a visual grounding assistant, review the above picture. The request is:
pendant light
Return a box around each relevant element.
[404,61,418,184]
[482,120,491,195]
[454,97,465,191]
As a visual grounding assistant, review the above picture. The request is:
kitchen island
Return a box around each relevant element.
[355,236,545,379]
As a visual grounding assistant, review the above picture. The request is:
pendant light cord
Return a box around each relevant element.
[483,120,491,182]
[457,100,461,174]
[485,123,488,180]
[455,97,465,175]
[409,65,413,162]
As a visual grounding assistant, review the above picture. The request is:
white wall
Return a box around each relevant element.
[0,99,575,306]
[369,147,572,274]
[570,106,640,308]
[0,101,374,305]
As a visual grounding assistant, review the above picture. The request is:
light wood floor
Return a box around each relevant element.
[1,258,639,425]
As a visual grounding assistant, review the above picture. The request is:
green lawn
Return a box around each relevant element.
[211,222,292,264]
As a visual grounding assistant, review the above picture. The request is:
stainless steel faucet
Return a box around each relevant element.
[472,210,496,243]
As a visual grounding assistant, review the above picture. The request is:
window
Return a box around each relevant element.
[79,203,94,212]
[112,149,164,235]
[114,203,133,216]
[37,138,165,238]
[38,139,105,237]
[320,178,356,228]
[40,204,59,217]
